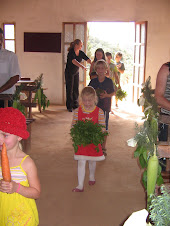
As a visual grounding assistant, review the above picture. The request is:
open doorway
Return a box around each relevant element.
[62,21,147,114]
[87,22,135,111]
[86,21,147,114]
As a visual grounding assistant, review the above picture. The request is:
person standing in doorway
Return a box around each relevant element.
[106,52,120,113]
[114,51,125,107]
[105,52,120,85]
[0,28,20,108]
[65,39,91,112]
[89,48,109,80]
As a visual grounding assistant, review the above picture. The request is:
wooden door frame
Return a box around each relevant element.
[132,21,147,103]
[62,22,87,105]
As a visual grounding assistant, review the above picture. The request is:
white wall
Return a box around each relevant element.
[1,0,170,104]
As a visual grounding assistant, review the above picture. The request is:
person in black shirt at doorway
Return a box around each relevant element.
[65,39,91,112]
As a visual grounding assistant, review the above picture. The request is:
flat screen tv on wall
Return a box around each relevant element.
[24,32,61,53]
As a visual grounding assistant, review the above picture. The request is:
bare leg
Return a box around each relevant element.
[115,97,118,107]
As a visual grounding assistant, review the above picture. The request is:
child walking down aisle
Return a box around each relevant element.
[89,59,115,156]
[71,87,106,192]
[0,107,41,226]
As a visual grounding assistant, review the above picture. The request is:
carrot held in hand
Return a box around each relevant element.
[1,143,11,182]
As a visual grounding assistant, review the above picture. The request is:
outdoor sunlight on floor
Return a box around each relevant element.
[111,98,143,123]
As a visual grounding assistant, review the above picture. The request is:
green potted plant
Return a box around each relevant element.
[12,84,26,115]
[34,73,50,111]
[123,185,170,226]
[125,77,170,225]
[127,76,164,209]
[149,185,170,225]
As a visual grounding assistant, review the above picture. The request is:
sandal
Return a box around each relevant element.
[89,181,96,186]
[72,188,84,192]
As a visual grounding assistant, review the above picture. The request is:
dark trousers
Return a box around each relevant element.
[159,123,168,171]
[103,110,109,131]
[65,71,79,110]
[159,123,168,141]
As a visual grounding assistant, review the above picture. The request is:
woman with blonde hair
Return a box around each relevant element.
[65,39,91,112]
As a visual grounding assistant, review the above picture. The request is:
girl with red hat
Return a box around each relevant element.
[0,107,41,225]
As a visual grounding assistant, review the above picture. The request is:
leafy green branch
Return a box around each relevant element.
[116,88,127,101]
[33,73,50,111]
[127,76,164,209]
[70,119,108,152]
[138,76,159,121]
[12,84,26,115]
[149,185,170,226]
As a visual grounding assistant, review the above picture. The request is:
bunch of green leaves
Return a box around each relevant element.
[149,185,170,226]
[34,73,50,110]
[134,117,159,154]
[133,76,163,191]
[134,119,163,190]
[13,100,26,115]
[12,84,26,115]
[95,88,105,98]
[116,88,127,101]
[138,76,159,120]
[70,119,108,152]
[34,73,43,89]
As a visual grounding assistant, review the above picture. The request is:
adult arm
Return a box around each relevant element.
[155,64,170,111]
[72,59,87,70]
[87,59,91,64]
[89,61,95,76]
[72,51,91,70]
[0,75,19,93]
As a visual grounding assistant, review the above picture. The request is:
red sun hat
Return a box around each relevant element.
[0,107,29,139]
